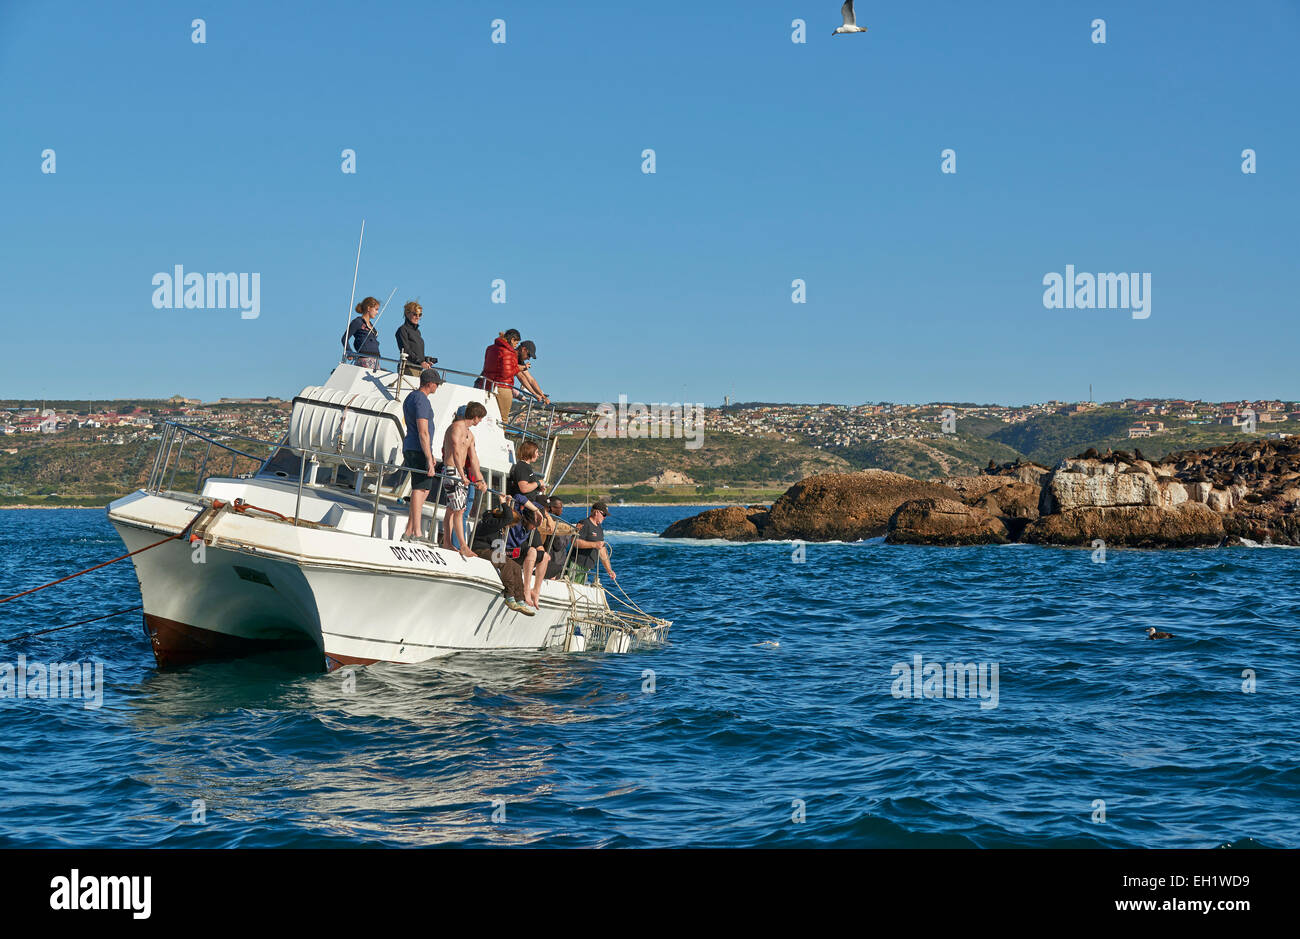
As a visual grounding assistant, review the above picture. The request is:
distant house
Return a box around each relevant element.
[1127,425,1152,438]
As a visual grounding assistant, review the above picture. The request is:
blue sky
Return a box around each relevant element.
[2,1,1297,406]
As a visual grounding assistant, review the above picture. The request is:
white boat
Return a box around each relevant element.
[107,355,670,669]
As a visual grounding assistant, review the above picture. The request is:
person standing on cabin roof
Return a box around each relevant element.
[514,340,550,407]
[478,329,522,423]
[395,301,436,377]
[401,368,443,542]
[343,296,382,368]
[441,401,488,559]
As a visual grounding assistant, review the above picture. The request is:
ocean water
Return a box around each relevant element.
[0,505,1296,848]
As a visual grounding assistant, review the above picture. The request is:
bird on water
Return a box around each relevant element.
[832,0,869,36]
[1146,627,1175,640]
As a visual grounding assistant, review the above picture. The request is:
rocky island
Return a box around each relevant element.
[660,437,1300,547]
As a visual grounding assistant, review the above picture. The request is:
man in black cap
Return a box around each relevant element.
[401,367,443,541]
[573,501,616,582]
[543,496,577,580]
[515,340,549,405]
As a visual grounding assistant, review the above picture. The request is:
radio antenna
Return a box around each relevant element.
[359,286,399,350]
[344,219,365,356]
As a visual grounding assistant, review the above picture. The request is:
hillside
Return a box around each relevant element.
[828,434,1025,479]
[0,432,157,504]
[986,410,1136,461]
[986,409,1280,465]
[550,432,850,487]
[1,405,1287,507]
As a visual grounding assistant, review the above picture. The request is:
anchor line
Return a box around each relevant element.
[0,605,143,645]
[0,509,206,606]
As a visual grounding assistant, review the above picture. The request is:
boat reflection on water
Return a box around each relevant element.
[120,650,637,845]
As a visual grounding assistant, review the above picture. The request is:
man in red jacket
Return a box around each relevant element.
[479,329,522,422]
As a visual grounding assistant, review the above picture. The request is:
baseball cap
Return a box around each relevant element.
[518,340,537,359]
[420,367,443,386]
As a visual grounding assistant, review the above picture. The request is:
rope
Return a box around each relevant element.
[230,499,292,523]
[607,573,653,619]
[0,605,142,645]
[0,511,202,606]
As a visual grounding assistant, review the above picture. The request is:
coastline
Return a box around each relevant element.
[0,501,749,511]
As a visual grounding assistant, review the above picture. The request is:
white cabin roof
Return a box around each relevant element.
[320,362,516,476]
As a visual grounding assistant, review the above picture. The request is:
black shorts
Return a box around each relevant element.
[404,449,434,491]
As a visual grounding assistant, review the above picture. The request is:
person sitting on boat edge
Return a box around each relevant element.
[503,502,550,609]
[471,502,536,615]
[574,501,616,582]
[343,296,382,368]
[508,440,547,507]
[401,367,443,542]
[476,329,522,423]
[395,301,436,377]
[441,401,488,559]
[544,496,580,581]
[513,340,550,407]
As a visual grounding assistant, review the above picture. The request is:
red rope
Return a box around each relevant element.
[231,499,291,522]
[0,510,207,605]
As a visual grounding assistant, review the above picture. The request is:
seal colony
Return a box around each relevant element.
[662,436,1300,548]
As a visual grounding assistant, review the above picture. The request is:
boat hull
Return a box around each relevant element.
[109,491,610,669]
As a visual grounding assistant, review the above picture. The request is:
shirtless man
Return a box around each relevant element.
[441,402,488,558]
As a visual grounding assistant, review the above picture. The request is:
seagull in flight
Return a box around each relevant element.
[832,0,869,36]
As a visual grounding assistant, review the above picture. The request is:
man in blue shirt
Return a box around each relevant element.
[401,368,442,541]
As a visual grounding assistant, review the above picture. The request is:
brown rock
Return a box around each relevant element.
[972,481,1041,520]
[941,475,1009,501]
[1224,499,1300,545]
[887,498,1009,545]
[984,460,1051,486]
[661,505,768,541]
[765,469,959,541]
[1021,503,1225,548]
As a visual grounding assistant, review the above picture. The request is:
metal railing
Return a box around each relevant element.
[147,421,503,545]
[146,423,275,494]
[145,420,614,591]
[143,352,603,546]
[342,351,593,487]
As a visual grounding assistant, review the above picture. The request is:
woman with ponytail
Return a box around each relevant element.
[342,296,382,368]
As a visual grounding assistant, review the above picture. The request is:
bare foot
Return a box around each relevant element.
[458,547,476,560]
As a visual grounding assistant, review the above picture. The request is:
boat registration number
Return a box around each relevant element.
[389,544,449,566]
